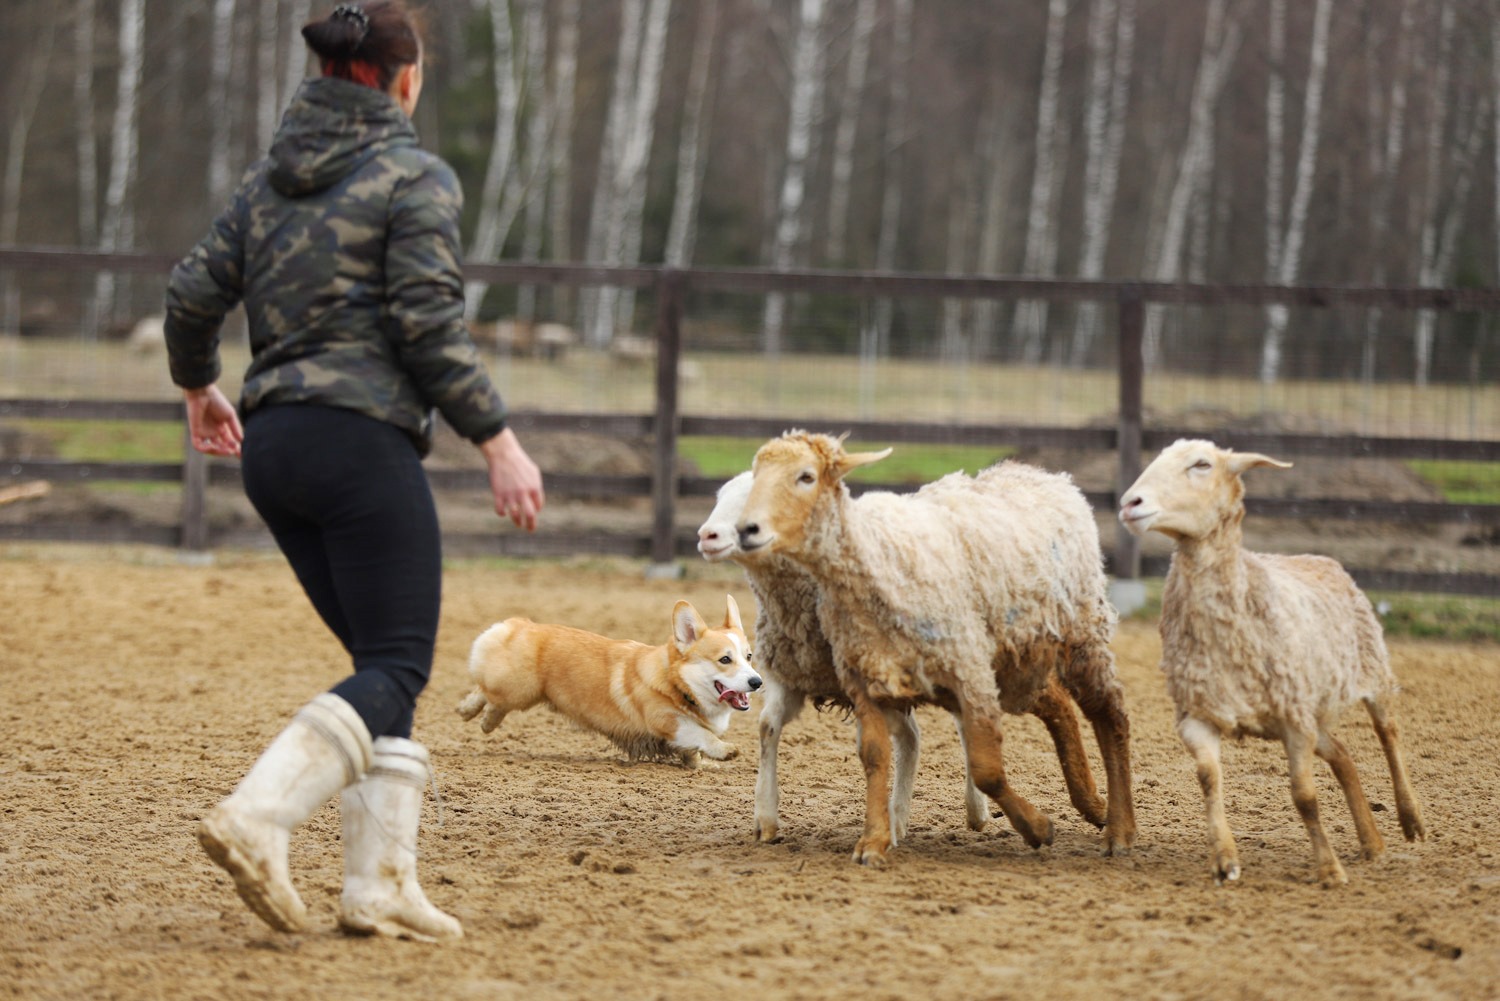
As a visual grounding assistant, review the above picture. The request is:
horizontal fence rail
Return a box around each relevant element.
[2,246,1498,597]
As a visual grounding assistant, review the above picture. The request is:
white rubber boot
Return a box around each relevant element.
[338,737,463,942]
[198,693,373,932]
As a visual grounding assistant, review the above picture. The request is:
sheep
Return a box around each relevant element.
[1118,438,1427,885]
[734,432,1136,865]
[701,472,1119,846]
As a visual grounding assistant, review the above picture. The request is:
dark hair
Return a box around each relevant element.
[302,2,424,91]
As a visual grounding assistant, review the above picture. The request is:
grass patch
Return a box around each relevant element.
[678,435,1014,484]
[1406,460,1500,504]
[1369,592,1500,644]
[21,419,183,463]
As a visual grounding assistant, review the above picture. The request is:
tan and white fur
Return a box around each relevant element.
[457,596,761,767]
[1120,438,1426,885]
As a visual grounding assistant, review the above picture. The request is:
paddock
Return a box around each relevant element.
[2,546,1496,1000]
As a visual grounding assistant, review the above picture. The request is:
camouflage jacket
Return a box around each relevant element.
[164,77,505,456]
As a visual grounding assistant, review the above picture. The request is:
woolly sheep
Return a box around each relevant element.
[735,432,1135,865]
[702,473,1120,846]
[1119,438,1427,885]
[698,472,991,844]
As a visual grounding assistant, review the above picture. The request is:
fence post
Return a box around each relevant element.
[180,420,209,551]
[648,270,684,574]
[1112,288,1144,603]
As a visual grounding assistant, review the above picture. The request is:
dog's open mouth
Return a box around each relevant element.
[714,680,751,711]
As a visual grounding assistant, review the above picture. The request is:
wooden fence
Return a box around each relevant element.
[2,246,1499,596]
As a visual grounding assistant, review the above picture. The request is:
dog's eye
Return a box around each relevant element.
[719,655,733,664]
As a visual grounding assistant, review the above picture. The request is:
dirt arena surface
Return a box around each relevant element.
[2,545,1497,1001]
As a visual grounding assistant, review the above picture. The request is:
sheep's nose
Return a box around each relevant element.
[1120,493,1141,512]
[698,527,719,542]
[748,676,762,691]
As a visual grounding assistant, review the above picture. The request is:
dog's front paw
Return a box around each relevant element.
[709,743,739,761]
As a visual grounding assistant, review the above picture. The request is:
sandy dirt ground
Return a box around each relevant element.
[2,544,1497,1001]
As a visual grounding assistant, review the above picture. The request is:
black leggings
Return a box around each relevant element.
[241,405,441,740]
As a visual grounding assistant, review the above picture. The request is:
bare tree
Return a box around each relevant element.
[463,0,523,321]
[547,0,579,325]
[1070,0,1136,366]
[93,0,146,330]
[2,9,57,335]
[256,0,280,150]
[1258,0,1333,384]
[1143,0,1240,366]
[665,0,721,268]
[283,0,313,102]
[1012,0,1072,364]
[763,0,828,359]
[824,0,877,266]
[515,0,550,321]
[207,0,238,209]
[73,0,99,247]
[865,0,911,378]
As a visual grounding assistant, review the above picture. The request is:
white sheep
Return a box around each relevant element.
[735,432,1136,865]
[698,472,990,844]
[1119,438,1427,885]
[701,472,1121,846]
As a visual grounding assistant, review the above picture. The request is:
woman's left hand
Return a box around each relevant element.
[182,385,244,457]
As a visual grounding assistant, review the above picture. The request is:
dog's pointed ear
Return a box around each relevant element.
[672,599,706,649]
[723,594,743,633]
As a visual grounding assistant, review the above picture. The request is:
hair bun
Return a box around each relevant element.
[302,3,371,60]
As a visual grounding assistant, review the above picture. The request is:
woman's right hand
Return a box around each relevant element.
[479,427,544,532]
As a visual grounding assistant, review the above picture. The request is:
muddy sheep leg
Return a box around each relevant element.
[1363,696,1428,842]
[960,702,1053,850]
[850,690,897,866]
[1179,716,1238,884]
[754,678,805,844]
[1315,727,1385,862]
[1284,727,1347,886]
[1030,676,1107,829]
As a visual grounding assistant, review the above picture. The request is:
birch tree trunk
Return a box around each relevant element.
[256,0,280,150]
[865,0,911,384]
[1360,0,1412,389]
[1259,0,1333,384]
[1413,0,1456,386]
[93,0,145,332]
[1143,0,1239,366]
[207,0,238,209]
[581,0,643,347]
[463,0,522,322]
[1012,0,1071,364]
[1070,0,1136,366]
[283,0,313,103]
[73,0,99,247]
[762,0,828,359]
[607,0,672,336]
[548,0,579,322]
[972,87,1019,360]
[824,0,876,266]
[515,0,549,321]
[665,0,720,268]
[1,12,57,336]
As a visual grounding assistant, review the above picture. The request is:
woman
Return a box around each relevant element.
[165,2,543,943]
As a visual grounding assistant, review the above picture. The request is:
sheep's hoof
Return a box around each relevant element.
[753,819,782,844]
[1101,829,1135,857]
[1211,854,1240,885]
[1018,814,1055,850]
[1401,813,1428,843]
[1317,860,1348,887]
[852,838,891,867]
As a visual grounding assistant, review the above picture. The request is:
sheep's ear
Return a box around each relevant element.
[1226,451,1293,475]
[834,447,893,479]
[672,600,705,647]
[723,593,743,632]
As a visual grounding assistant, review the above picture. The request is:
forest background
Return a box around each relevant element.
[0,0,1496,386]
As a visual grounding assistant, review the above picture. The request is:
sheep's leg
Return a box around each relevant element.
[889,708,920,846]
[959,705,1053,850]
[1179,717,1238,883]
[1284,727,1347,886]
[1363,696,1427,842]
[1030,678,1107,829]
[1071,675,1137,856]
[850,692,897,866]
[1315,728,1385,861]
[947,710,992,831]
[754,680,805,843]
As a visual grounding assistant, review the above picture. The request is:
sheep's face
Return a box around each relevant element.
[1119,438,1290,541]
[736,433,889,558]
[697,472,753,563]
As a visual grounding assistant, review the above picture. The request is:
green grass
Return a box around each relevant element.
[678,435,1014,484]
[21,419,183,462]
[1406,460,1500,504]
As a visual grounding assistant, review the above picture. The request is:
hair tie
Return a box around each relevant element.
[332,4,371,47]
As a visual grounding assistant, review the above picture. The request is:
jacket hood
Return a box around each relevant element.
[268,77,418,197]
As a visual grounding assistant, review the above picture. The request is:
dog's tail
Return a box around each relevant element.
[467,620,518,681]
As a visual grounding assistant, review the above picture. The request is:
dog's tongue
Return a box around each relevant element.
[714,681,751,711]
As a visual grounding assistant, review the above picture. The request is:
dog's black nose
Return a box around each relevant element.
[748,676,762,691]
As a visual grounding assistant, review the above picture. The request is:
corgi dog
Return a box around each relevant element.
[456,595,761,766]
